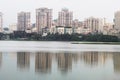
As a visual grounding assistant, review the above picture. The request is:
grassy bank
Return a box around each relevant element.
[71,42,120,45]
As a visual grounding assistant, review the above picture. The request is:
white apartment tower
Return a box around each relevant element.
[17,12,31,31]
[0,12,3,32]
[58,8,73,27]
[84,17,104,33]
[36,8,52,34]
[114,11,120,32]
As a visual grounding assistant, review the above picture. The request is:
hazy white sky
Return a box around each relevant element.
[0,0,120,27]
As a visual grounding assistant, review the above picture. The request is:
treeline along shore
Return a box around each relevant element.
[0,31,119,42]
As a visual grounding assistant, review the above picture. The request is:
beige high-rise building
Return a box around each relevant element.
[84,17,104,33]
[17,12,31,32]
[114,11,120,32]
[0,12,3,32]
[36,8,52,34]
[58,8,73,27]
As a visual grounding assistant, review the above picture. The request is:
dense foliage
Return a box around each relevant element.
[0,31,119,42]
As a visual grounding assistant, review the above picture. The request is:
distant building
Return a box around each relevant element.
[114,11,120,36]
[0,12,3,32]
[55,26,73,34]
[9,23,17,33]
[72,19,79,28]
[36,8,52,34]
[64,27,73,34]
[56,26,65,34]
[72,19,84,28]
[17,12,31,32]
[73,27,90,34]
[84,17,104,33]
[58,8,73,27]
[114,11,120,31]
[103,23,114,35]
[49,21,56,34]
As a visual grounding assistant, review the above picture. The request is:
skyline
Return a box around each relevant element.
[0,0,120,27]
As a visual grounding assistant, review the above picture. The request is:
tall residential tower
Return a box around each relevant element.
[114,11,120,32]
[84,17,104,33]
[17,12,31,32]
[0,12,3,32]
[58,8,73,27]
[36,8,52,34]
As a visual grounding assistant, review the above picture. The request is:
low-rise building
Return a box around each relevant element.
[73,27,91,34]
[64,27,73,34]
[55,26,73,34]
[56,26,64,34]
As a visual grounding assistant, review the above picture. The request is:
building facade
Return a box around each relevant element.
[114,11,120,32]
[17,12,31,32]
[58,8,73,27]
[0,12,3,32]
[9,23,17,33]
[72,19,84,28]
[36,8,52,34]
[84,17,104,33]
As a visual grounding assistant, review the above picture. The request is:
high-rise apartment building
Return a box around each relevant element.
[17,12,31,31]
[58,8,73,27]
[114,11,120,31]
[36,8,52,34]
[0,12,3,32]
[84,17,104,33]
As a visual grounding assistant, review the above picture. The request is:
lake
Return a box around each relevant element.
[0,41,120,80]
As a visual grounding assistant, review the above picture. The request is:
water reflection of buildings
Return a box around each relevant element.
[17,52,30,70]
[35,52,52,73]
[56,53,72,72]
[0,53,2,68]
[113,53,120,73]
[72,53,81,63]
[81,52,109,67]
[81,52,99,66]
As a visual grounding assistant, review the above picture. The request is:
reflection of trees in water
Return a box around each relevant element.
[56,53,72,73]
[35,52,52,73]
[17,52,30,70]
[0,53,2,68]
[113,52,120,73]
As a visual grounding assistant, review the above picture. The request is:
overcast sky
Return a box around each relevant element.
[0,0,120,27]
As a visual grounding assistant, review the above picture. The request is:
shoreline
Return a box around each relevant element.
[0,40,120,45]
[71,42,120,45]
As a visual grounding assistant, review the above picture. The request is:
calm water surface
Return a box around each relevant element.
[0,41,120,80]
